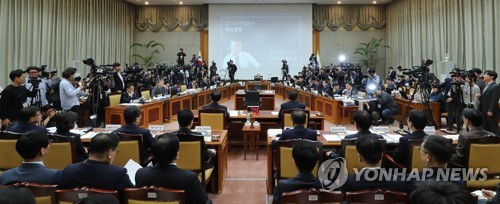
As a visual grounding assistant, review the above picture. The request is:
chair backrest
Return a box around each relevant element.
[280,109,310,128]
[281,188,343,204]
[114,132,144,167]
[55,187,117,204]
[180,85,187,92]
[15,182,57,204]
[0,139,23,170]
[141,90,151,100]
[407,139,425,170]
[341,139,386,174]
[345,189,408,204]
[244,90,261,107]
[109,94,121,106]
[45,134,78,170]
[125,187,185,204]
[199,109,226,130]
[274,139,323,179]
[176,132,208,188]
[465,136,500,176]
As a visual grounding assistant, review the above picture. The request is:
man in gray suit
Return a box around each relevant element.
[478,70,500,135]
[0,130,62,185]
[375,89,399,124]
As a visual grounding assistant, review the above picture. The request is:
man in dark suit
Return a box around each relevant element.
[120,83,141,104]
[58,133,134,190]
[171,109,216,169]
[387,67,397,80]
[344,110,384,140]
[272,140,322,204]
[187,78,197,89]
[176,48,186,66]
[392,110,428,164]
[0,130,61,185]
[375,88,399,124]
[209,75,218,86]
[279,90,306,116]
[201,91,229,119]
[7,106,48,134]
[478,70,500,135]
[135,133,212,204]
[111,62,125,93]
[410,180,474,204]
[449,108,497,167]
[200,76,209,89]
[341,136,412,194]
[278,110,316,141]
[112,106,154,161]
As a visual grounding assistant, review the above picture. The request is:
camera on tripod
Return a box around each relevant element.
[83,58,114,77]
[40,65,57,78]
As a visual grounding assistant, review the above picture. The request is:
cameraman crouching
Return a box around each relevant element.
[60,67,88,127]
[374,88,399,125]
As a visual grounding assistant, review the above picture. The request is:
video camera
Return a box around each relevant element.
[39,65,57,78]
[83,58,114,76]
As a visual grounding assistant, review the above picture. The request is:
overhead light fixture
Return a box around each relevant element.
[179,1,183,4]
[373,1,377,4]
[145,1,149,5]
[337,1,341,4]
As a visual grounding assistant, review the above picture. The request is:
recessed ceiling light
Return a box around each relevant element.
[145,1,148,5]
[179,1,183,4]
[337,1,341,4]
[373,1,377,4]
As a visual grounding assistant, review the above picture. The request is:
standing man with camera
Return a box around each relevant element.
[177,48,186,66]
[25,66,53,107]
[111,63,125,93]
[0,69,38,129]
[60,68,88,127]
[227,60,237,83]
[281,60,289,81]
[477,70,500,135]
[445,73,465,133]
[209,61,217,79]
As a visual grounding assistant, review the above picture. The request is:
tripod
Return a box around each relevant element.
[398,81,439,130]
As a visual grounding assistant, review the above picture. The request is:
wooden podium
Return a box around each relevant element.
[105,101,163,128]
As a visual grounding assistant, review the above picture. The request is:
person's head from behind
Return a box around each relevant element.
[410,180,473,204]
[16,130,50,162]
[177,109,194,128]
[56,111,78,132]
[123,106,141,125]
[356,135,383,167]
[408,110,428,131]
[462,108,483,128]
[420,135,453,168]
[0,186,35,204]
[88,133,120,164]
[288,90,298,101]
[62,67,76,79]
[20,106,42,124]
[9,69,26,84]
[76,194,120,204]
[211,91,221,103]
[151,133,179,166]
[292,140,318,173]
[483,70,498,82]
[291,110,306,127]
[352,110,372,131]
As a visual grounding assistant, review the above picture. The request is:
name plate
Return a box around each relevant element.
[330,126,347,133]
[149,125,164,132]
[195,126,212,136]
[372,126,389,134]
[105,124,121,131]
[424,126,436,134]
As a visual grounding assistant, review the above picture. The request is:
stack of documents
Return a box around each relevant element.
[267,129,282,137]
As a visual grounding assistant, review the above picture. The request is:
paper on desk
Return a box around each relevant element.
[443,135,459,140]
[346,130,357,135]
[384,134,402,143]
[47,127,57,133]
[229,110,239,117]
[267,129,282,137]
[271,111,279,116]
[124,159,142,185]
[263,90,274,94]
[323,134,342,142]
[119,103,142,106]
[81,132,99,139]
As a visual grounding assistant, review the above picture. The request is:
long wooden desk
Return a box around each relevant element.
[234,90,276,110]
[82,129,228,194]
[394,98,441,128]
[192,110,324,145]
[105,101,163,128]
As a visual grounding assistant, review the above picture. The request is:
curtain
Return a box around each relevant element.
[135,5,208,32]
[313,5,387,31]
[0,0,135,86]
[386,0,499,75]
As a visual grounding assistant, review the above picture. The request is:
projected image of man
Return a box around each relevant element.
[223,39,260,74]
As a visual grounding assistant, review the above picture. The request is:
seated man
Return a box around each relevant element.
[151,79,168,97]
[410,180,473,204]
[341,136,412,194]
[7,106,48,134]
[272,140,322,204]
[112,106,154,162]
[171,109,216,169]
[0,130,61,185]
[277,110,316,141]
[279,90,306,116]
[201,90,229,119]
[120,83,141,104]
[59,133,134,190]
[392,110,428,164]
[342,83,356,97]
[187,78,197,89]
[54,111,88,162]
[135,133,212,204]
[449,108,497,167]
[374,88,399,124]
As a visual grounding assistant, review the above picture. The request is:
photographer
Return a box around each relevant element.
[209,61,217,79]
[227,60,237,83]
[111,62,125,93]
[362,68,380,94]
[445,72,465,133]
[177,48,186,66]
[25,66,52,107]
[60,67,88,127]
[462,72,480,109]
[0,69,38,129]
[281,60,289,81]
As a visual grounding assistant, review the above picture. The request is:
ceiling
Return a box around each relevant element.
[126,0,393,5]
